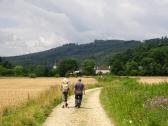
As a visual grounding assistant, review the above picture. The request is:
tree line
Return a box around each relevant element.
[109,37,168,76]
[0,57,96,77]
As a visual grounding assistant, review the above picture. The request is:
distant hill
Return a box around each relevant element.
[110,37,168,76]
[3,40,141,66]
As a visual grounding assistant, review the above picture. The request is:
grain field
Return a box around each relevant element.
[0,77,97,112]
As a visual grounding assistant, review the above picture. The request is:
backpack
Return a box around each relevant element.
[62,83,69,93]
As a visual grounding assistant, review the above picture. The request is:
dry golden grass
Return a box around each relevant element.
[0,77,97,112]
[139,76,168,84]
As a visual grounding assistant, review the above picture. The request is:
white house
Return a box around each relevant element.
[96,66,111,74]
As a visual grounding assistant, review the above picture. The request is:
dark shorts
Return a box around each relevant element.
[75,94,83,105]
[62,92,68,102]
[75,94,83,100]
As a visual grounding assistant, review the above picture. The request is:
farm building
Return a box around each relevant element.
[96,66,111,74]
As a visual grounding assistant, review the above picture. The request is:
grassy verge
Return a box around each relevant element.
[100,75,168,126]
[0,83,100,126]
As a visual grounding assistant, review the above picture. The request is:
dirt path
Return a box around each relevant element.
[43,88,113,126]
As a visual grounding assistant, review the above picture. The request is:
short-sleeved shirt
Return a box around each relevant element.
[62,82,69,93]
[75,82,84,95]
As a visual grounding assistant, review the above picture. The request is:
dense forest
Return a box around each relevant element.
[3,40,140,66]
[110,37,168,76]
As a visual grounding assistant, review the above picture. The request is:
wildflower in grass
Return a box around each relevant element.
[129,120,132,124]
[145,96,168,108]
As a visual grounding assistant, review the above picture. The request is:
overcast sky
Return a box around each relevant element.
[0,0,168,56]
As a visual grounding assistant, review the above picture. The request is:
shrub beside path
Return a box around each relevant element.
[43,88,113,126]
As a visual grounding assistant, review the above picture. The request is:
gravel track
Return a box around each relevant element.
[43,88,113,126]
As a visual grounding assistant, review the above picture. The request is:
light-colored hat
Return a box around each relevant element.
[63,78,69,84]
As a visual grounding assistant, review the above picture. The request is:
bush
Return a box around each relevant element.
[65,72,70,77]
[57,58,78,77]
[54,74,60,78]
[29,73,37,78]
[13,65,24,76]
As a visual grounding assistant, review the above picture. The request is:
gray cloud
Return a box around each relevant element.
[0,0,168,56]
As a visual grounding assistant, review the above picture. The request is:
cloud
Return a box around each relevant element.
[0,0,168,56]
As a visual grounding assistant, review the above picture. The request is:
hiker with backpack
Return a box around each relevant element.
[74,79,85,108]
[61,78,70,108]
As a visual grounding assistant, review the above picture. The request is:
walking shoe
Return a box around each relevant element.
[65,103,68,108]
[62,105,65,108]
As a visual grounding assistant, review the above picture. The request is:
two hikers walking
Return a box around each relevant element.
[61,78,85,108]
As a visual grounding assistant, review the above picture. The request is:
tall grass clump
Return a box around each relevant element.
[0,85,62,126]
[100,76,168,126]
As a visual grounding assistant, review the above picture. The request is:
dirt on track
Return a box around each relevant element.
[43,88,113,126]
